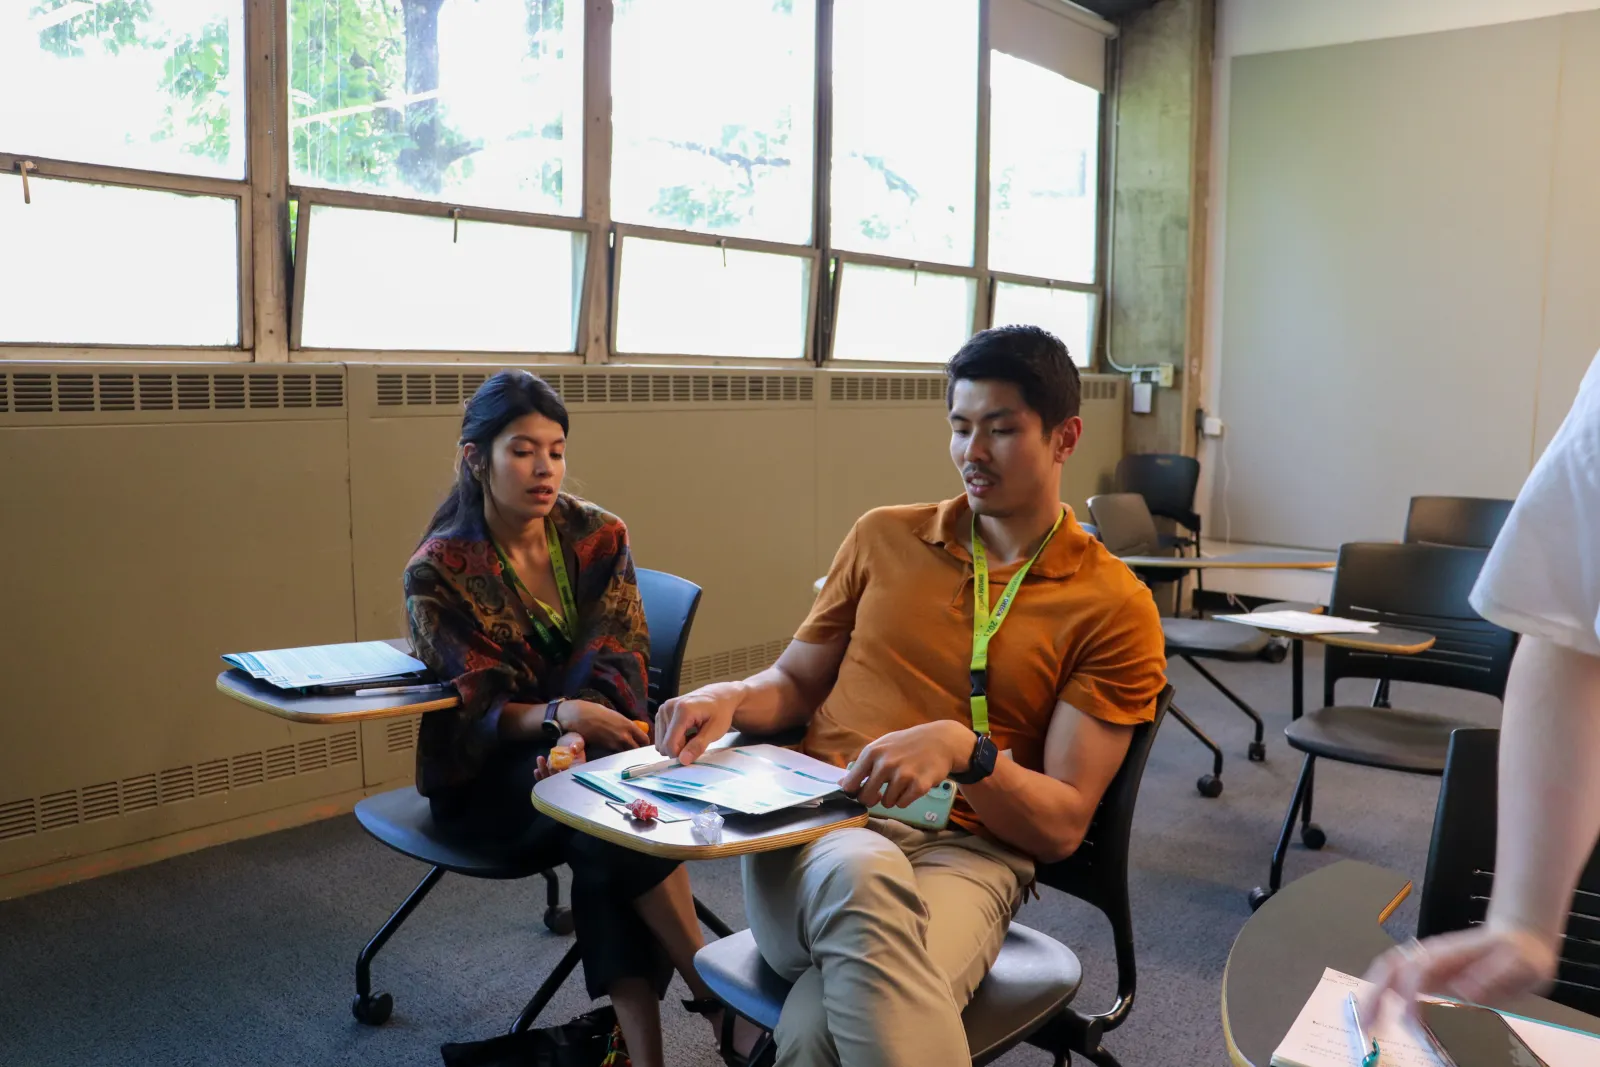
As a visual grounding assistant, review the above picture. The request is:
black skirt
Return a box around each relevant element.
[429,740,678,999]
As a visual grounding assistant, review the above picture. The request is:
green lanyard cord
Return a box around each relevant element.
[969,509,1063,735]
[492,518,579,653]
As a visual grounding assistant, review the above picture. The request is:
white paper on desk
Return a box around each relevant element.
[1216,611,1378,636]
[222,641,426,689]
[572,769,702,822]
[623,744,845,816]
[1271,967,1600,1067]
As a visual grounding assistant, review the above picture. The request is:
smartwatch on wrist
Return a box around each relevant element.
[540,699,564,743]
[951,732,999,785]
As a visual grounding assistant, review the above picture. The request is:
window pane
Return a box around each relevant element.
[831,264,975,363]
[989,52,1100,283]
[289,0,583,216]
[612,0,816,244]
[831,0,978,265]
[991,283,1094,367]
[298,206,584,351]
[0,1,245,178]
[615,238,811,359]
[0,175,238,346]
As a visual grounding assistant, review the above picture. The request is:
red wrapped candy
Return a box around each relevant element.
[625,799,659,822]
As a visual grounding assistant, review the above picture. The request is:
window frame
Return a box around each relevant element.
[0,0,1113,369]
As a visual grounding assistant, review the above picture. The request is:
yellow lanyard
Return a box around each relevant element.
[492,519,578,653]
[970,509,1063,735]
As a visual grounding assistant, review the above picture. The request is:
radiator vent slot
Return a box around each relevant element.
[828,375,945,403]
[681,639,792,689]
[0,370,345,414]
[0,730,362,844]
[1082,377,1121,402]
[376,371,814,409]
[386,719,420,753]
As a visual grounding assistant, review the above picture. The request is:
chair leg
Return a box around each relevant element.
[1167,701,1225,798]
[1250,755,1315,909]
[1086,1046,1120,1067]
[353,864,446,1025]
[542,867,573,935]
[1182,655,1266,759]
[509,941,583,1034]
[1372,679,1392,708]
[695,896,735,939]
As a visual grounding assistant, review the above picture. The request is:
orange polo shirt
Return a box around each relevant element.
[796,496,1167,834]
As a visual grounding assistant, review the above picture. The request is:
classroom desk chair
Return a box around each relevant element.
[693,688,1174,1067]
[350,568,730,1029]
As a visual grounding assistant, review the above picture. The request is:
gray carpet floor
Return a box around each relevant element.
[0,647,1505,1067]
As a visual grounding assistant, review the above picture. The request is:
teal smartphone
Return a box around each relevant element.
[869,779,956,829]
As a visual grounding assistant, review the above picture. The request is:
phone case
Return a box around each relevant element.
[868,780,957,830]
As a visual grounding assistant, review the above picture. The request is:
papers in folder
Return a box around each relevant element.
[222,641,428,691]
[1271,967,1600,1067]
[1215,611,1379,636]
[577,745,846,816]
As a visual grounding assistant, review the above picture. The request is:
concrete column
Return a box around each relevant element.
[1107,0,1214,457]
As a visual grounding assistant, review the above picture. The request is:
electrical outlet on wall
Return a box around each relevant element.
[1203,416,1225,437]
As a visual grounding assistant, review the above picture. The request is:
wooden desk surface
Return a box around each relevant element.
[216,669,459,724]
[1121,549,1338,571]
[532,740,869,861]
[1223,861,1600,1067]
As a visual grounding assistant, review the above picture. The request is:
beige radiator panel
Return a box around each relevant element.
[0,413,361,875]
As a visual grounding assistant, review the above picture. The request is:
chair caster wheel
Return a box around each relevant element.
[1248,887,1272,912]
[1247,741,1266,762]
[1263,639,1289,664]
[1300,824,1327,850]
[544,905,575,935]
[352,992,393,1026]
[1197,775,1223,798]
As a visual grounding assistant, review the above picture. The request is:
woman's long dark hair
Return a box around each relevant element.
[420,370,569,544]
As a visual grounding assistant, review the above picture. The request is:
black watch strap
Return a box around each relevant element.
[952,733,998,785]
[541,699,564,743]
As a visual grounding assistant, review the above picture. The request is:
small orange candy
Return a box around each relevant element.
[547,746,574,772]
[633,720,652,738]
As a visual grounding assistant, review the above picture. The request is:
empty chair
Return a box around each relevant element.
[1418,728,1600,1016]
[695,689,1173,1067]
[1091,492,1275,796]
[1403,496,1513,549]
[349,568,731,1029]
[1116,453,1205,603]
[1250,543,1516,909]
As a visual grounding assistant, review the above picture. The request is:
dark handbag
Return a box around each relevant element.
[440,1006,629,1067]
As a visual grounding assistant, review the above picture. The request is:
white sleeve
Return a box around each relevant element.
[1470,349,1600,657]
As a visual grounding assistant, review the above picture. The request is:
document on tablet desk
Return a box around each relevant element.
[222,641,428,691]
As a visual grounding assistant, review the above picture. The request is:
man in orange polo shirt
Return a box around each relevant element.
[657,325,1167,1067]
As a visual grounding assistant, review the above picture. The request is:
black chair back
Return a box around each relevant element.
[1404,496,1513,549]
[1419,728,1600,1015]
[1087,493,1163,558]
[1032,685,1173,1038]
[636,568,702,713]
[1116,454,1201,533]
[1323,543,1514,704]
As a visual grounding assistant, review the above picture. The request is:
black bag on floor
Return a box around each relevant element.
[440,1006,628,1067]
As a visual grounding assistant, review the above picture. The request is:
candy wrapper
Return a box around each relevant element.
[625,799,659,822]
[547,745,575,772]
[691,806,724,845]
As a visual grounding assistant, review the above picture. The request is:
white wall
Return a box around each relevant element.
[1198,0,1600,546]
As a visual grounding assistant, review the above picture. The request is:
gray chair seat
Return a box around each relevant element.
[695,925,1083,1063]
[1162,618,1269,660]
[1284,706,1477,774]
[354,787,564,879]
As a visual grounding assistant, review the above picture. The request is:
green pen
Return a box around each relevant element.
[1347,993,1380,1067]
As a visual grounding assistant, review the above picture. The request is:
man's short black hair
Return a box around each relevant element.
[945,325,1081,428]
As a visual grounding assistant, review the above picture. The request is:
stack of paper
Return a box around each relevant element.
[1272,967,1600,1067]
[222,641,428,691]
[1215,611,1380,636]
[578,745,846,816]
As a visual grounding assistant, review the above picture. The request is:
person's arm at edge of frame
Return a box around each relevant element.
[1364,635,1600,1010]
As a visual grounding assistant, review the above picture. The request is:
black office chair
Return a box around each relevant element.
[1404,496,1513,549]
[350,568,732,1028]
[694,688,1174,1067]
[1419,728,1600,1016]
[1116,454,1204,607]
[1090,492,1275,796]
[1249,543,1516,909]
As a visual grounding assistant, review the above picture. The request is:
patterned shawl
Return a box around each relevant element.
[403,493,649,796]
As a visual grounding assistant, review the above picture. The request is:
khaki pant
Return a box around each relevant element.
[741,818,1035,1067]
